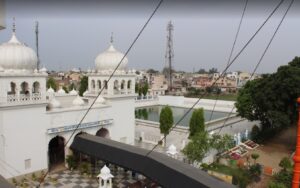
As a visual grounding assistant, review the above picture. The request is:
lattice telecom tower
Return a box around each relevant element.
[35,21,40,70]
[165,20,174,90]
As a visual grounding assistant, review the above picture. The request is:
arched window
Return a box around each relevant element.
[127,80,132,89]
[101,179,104,186]
[113,80,119,90]
[121,80,125,90]
[91,80,95,89]
[32,81,40,93]
[104,80,108,90]
[8,82,16,95]
[20,82,29,94]
[97,80,101,89]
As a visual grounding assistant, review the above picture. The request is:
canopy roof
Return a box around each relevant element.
[0,175,14,188]
[71,134,234,188]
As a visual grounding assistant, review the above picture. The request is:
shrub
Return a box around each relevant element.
[66,155,77,170]
[79,162,91,175]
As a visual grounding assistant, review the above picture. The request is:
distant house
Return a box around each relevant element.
[148,74,168,96]
[0,0,5,30]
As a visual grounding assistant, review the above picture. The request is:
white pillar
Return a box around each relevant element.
[166,144,178,159]
[97,165,114,188]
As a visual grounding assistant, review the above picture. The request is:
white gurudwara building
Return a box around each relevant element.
[0,25,136,178]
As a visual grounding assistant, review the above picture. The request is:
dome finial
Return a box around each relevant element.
[110,32,114,44]
[12,17,16,33]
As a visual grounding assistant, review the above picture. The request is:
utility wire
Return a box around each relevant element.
[146,0,285,157]
[0,158,36,185]
[208,0,248,122]
[37,0,164,187]
[216,0,294,135]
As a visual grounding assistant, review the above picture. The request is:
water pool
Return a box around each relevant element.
[135,105,229,127]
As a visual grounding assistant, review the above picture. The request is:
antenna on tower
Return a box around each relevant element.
[165,20,174,91]
[35,21,40,70]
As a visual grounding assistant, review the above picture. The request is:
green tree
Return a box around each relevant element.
[236,57,300,139]
[159,106,174,146]
[47,77,58,91]
[249,164,262,182]
[198,68,207,74]
[189,108,205,137]
[251,125,260,141]
[142,82,149,96]
[63,86,69,93]
[210,134,234,154]
[208,68,218,74]
[279,157,292,172]
[78,76,88,96]
[251,153,260,164]
[147,69,159,74]
[182,131,210,162]
[69,83,76,91]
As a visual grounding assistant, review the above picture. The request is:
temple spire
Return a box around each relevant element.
[12,17,16,33]
[110,32,113,44]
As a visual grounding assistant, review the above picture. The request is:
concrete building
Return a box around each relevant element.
[0,26,136,178]
[148,74,168,96]
[0,0,4,30]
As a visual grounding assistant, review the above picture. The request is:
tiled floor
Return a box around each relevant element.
[18,165,158,188]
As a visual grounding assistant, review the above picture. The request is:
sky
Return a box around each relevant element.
[0,0,299,73]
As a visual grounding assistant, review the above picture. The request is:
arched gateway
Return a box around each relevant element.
[48,136,65,170]
[96,128,110,138]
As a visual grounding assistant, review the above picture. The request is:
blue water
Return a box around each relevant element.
[135,105,229,127]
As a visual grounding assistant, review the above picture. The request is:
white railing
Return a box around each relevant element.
[6,93,42,103]
[135,95,158,101]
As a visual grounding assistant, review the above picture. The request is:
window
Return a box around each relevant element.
[25,159,31,170]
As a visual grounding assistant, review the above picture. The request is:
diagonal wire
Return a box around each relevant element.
[208,0,248,122]
[0,158,37,185]
[216,0,294,135]
[145,0,285,156]
[37,0,164,187]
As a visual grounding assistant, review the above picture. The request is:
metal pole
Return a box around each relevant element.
[292,97,300,188]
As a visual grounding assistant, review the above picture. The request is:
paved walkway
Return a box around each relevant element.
[16,166,158,188]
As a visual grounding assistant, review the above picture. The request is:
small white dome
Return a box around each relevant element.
[34,68,38,73]
[97,165,114,180]
[49,97,61,108]
[101,165,110,174]
[167,144,178,155]
[96,96,106,104]
[57,88,66,94]
[47,86,55,93]
[72,95,85,106]
[83,90,89,96]
[0,32,37,71]
[69,89,78,95]
[40,67,47,73]
[95,43,128,71]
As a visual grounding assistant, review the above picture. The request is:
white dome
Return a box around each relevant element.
[0,32,37,71]
[83,90,89,96]
[101,165,110,174]
[40,67,47,73]
[167,144,178,155]
[49,97,61,108]
[98,165,114,180]
[95,96,106,104]
[57,88,66,94]
[69,89,78,95]
[95,43,128,71]
[47,86,55,93]
[72,95,85,106]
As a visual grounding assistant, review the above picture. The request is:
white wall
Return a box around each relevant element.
[105,96,136,144]
[0,105,48,178]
